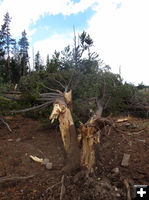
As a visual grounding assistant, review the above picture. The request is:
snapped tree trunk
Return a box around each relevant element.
[50,90,102,173]
[77,112,102,173]
[50,91,80,172]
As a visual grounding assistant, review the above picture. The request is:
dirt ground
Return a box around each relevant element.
[0,115,149,200]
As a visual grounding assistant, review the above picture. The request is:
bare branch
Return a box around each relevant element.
[2,94,24,101]
[53,78,66,89]
[10,101,52,114]
[66,69,76,91]
[39,93,63,98]
[37,98,56,102]
[0,113,12,133]
[40,83,63,94]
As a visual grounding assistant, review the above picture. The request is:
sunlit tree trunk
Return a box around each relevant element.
[50,91,80,172]
[50,90,101,173]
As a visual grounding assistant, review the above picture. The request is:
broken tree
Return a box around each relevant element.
[3,82,111,173]
[49,87,111,173]
[49,90,80,172]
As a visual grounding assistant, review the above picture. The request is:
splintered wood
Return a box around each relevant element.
[121,153,130,167]
[49,90,113,173]
[50,92,80,172]
[49,100,73,154]
[78,121,100,173]
[116,118,129,123]
[59,107,74,154]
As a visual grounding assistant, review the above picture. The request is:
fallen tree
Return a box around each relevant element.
[127,104,149,116]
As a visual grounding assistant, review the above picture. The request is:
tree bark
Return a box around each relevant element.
[7,55,11,80]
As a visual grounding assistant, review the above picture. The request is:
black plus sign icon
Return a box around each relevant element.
[134,185,149,199]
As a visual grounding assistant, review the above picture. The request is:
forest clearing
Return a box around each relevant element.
[0,115,149,200]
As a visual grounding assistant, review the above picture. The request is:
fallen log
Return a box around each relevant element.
[2,91,22,95]
[127,104,149,111]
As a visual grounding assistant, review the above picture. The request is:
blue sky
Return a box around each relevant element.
[29,7,95,45]
[0,0,149,85]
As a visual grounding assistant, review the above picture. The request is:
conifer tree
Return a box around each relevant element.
[34,51,44,71]
[18,30,29,76]
[46,54,50,66]
[0,30,5,59]
[10,41,21,83]
[1,12,15,80]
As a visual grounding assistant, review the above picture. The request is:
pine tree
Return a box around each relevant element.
[11,41,21,83]
[46,54,50,66]
[18,30,29,76]
[0,30,5,59]
[0,30,6,80]
[34,51,44,72]
[46,50,61,73]
[1,12,15,80]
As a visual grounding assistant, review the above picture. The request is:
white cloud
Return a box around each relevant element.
[87,0,149,85]
[1,0,149,85]
[31,33,73,64]
[66,0,98,14]
[0,0,96,37]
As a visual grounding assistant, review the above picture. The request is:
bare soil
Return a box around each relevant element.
[0,115,149,200]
